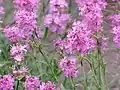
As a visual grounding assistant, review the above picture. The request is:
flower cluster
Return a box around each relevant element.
[3,0,41,64]
[109,14,120,48]
[56,21,97,55]
[77,0,107,33]
[14,0,39,41]
[24,76,40,90]
[4,26,22,42]
[0,75,14,90]
[56,0,107,55]
[44,0,70,34]
[59,56,78,77]
[14,0,40,12]
[24,76,56,90]
[15,9,37,40]
[40,81,56,90]
[10,44,27,63]
[12,66,28,79]
[4,0,41,43]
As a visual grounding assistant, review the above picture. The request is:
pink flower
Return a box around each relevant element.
[4,26,22,42]
[0,75,14,90]
[10,43,27,63]
[76,0,107,33]
[40,81,56,90]
[12,66,28,79]
[56,20,97,55]
[44,13,70,34]
[76,0,107,9]
[14,0,40,11]
[15,9,37,29]
[49,0,68,12]
[12,0,41,42]
[109,14,120,48]
[15,9,37,40]
[109,14,120,27]
[55,38,68,50]
[24,76,40,90]
[44,0,70,34]
[59,56,79,77]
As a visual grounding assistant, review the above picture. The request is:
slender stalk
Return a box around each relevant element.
[82,64,88,90]
[38,46,58,82]
[90,51,101,89]
[33,55,41,75]
[97,39,102,89]
[16,80,19,90]
[79,55,88,90]
[63,77,67,87]
[70,77,75,90]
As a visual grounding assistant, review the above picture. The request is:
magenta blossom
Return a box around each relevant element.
[59,56,79,78]
[40,81,56,90]
[14,0,40,12]
[49,0,68,12]
[44,13,70,34]
[15,9,37,29]
[10,43,27,63]
[109,14,120,48]
[56,20,97,55]
[4,26,22,42]
[44,0,70,34]
[24,76,40,90]
[0,75,14,90]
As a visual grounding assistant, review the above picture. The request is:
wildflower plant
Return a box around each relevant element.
[0,0,120,90]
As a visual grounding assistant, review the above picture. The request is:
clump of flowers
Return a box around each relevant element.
[44,0,70,34]
[109,14,120,48]
[0,74,14,90]
[3,0,41,44]
[14,0,39,41]
[15,9,37,40]
[40,81,56,90]
[56,20,97,55]
[56,0,107,55]
[14,0,40,12]
[76,0,107,33]
[24,75,40,90]
[12,66,28,79]
[4,26,22,42]
[10,44,27,63]
[59,56,79,77]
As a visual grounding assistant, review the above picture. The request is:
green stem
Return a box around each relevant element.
[97,39,102,89]
[33,55,41,75]
[16,80,19,90]
[38,46,58,82]
[90,52,101,89]
[70,77,75,90]
[82,64,88,90]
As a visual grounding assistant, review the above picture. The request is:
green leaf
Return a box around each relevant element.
[43,27,48,40]
[0,61,12,67]
[56,71,62,76]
